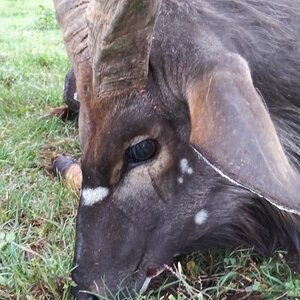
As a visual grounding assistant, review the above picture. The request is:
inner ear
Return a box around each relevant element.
[187,54,300,215]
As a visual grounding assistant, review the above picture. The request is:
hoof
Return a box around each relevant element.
[52,155,82,192]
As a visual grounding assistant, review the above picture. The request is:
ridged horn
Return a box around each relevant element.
[86,0,161,98]
[53,0,90,74]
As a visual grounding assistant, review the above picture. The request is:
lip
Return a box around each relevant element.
[139,266,165,294]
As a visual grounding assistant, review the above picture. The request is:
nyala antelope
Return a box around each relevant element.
[52,0,300,298]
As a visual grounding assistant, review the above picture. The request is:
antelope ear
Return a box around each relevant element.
[188,54,300,215]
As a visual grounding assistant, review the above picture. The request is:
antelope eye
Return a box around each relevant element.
[125,139,157,165]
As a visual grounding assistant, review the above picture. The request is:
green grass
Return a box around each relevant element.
[0,0,78,298]
[0,0,299,299]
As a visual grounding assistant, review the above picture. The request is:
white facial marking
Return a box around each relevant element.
[177,177,184,184]
[180,158,189,173]
[74,92,79,101]
[81,186,109,206]
[179,158,194,178]
[187,167,194,174]
[195,209,208,225]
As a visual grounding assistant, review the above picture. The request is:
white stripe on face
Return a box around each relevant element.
[195,209,208,225]
[81,186,109,206]
[180,158,194,175]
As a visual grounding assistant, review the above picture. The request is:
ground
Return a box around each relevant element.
[0,0,299,299]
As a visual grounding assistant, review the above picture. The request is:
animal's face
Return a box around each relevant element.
[72,90,229,297]
[54,0,300,298]
[71,64,300,297]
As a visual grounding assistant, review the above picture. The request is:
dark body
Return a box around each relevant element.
[56,0,300,298]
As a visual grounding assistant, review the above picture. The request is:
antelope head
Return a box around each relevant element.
[53,0,300,298]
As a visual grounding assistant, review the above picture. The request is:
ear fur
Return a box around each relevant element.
[188,54,300,215]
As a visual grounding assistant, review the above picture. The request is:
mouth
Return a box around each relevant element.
[139,266,165,294]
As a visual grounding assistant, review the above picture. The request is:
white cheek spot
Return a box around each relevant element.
[178,158,194,185]
[81,186,109,206]
[187,167,194,174]
[177,177,184,184]
[180,158,189,173]
[180,158,194,175]
[195,209,208,225]
[74,92,79,101]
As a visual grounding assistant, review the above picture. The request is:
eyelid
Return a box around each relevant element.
[125,139,158,169]
[128,135,151,147]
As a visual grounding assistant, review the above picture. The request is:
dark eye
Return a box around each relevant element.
[125,139,157,165]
